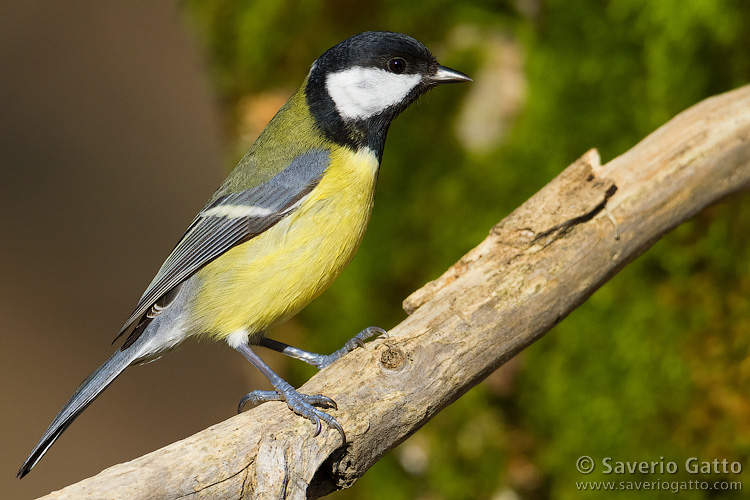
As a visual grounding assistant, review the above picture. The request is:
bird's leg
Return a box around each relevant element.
[234,342,345,441]
[258,326,387,370]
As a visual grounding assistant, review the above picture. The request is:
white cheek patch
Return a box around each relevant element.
[326,67,421,120]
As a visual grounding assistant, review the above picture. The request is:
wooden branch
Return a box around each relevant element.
[39,85,750,500]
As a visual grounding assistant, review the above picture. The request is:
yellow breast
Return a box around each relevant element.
[190,146,379,339]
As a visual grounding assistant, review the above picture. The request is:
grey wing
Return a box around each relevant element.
[115,149,330,338]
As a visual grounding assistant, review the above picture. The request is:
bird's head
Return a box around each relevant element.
[305,31,471,154]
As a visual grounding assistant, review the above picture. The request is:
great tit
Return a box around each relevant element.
[18,31,470,478]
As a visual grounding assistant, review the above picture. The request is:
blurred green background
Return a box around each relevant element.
[2,1,749,499]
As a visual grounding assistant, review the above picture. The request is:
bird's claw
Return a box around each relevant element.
[235,327,387,442]
[238,387,345,442]
[314,326,387,369]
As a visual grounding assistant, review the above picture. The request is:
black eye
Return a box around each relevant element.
[387,57,407,74]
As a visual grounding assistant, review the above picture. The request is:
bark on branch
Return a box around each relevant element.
[39,85,750,499]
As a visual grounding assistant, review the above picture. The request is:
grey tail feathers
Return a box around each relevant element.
[17,342,145,478]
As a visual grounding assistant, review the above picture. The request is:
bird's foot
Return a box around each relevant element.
[310,326,387,369]
[257,326,387,370]
[238,380,345,441]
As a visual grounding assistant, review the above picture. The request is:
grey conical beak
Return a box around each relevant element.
[429,64,472,84]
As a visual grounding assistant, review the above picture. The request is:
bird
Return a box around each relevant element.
[17,30,471,478]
